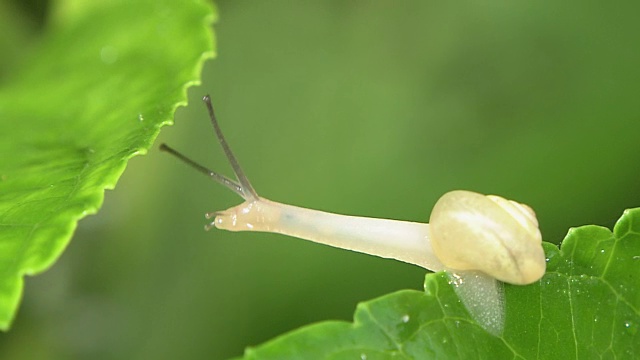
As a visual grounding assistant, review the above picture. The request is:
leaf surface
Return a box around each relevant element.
[0,0,215,330]
[236,209,640,359]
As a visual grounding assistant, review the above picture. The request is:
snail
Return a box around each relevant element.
[160,95,546,336]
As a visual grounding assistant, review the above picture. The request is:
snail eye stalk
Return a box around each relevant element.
[202,95,258,201]
[159,95,259,201]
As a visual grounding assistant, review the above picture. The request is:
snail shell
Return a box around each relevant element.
[429,190,545,285]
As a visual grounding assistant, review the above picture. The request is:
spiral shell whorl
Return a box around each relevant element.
[485,195,540,241]
[429,191,545,285]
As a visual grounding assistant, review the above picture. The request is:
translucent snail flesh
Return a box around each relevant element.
[161,95,546,336]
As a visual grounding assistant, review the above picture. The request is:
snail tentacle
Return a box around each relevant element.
[203,95,259,201]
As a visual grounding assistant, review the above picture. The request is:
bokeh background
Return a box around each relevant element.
[2,1,639,359]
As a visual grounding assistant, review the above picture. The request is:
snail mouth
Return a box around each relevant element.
[205,211,224,231]
[204,200,267,232]
[205,209,238,231]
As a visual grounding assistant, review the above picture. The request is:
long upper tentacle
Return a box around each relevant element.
[203,95,259,201]
[160,95,260,201]
[159,143,245,198]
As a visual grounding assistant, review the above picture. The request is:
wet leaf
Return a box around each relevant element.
[236,209,640,359]
[0,0,215,330]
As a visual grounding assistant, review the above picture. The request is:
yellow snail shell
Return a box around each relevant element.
[429,190,545,285]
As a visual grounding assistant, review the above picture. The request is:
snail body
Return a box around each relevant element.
[210,197,442,272]
[161,95,546,336]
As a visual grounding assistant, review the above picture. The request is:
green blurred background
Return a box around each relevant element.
[1,1,639,359]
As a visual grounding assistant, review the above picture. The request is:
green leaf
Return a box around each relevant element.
[0,0,215,330]
[236,208,640,359]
